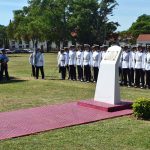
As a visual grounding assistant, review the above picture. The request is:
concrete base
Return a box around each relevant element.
[78,100,132,112]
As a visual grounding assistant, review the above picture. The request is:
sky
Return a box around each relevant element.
[0,0,150,31]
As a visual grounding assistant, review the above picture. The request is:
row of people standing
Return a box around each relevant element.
[57,44,108,82]
[0,48,10,81]
[119,45,150,89]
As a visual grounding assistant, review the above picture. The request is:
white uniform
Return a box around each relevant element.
[145,52,150,70]
[121,51,130,69]
[135,51,145,69]
[129,51,135,69]
[76,51,83,66]
[92,51,100,67]
[101,51,106,60]
[83,50,92,66]
[64,51,69,66]
[29,53,34,65]
[69,50,76,65]
[58,53,67,67]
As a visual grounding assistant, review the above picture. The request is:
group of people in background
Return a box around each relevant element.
[57,44,150,89]
[0,48,10,81]
[57,44,107,83]
[119,44,150,89]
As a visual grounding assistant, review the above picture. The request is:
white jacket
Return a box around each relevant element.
[76,50,83,66]
[83,50,92,66]
[129,51,135,69]
[145,52,150,70]
[58,53,67,67]
[92,51,101,67]
[121,51,130,69]
[68,50,76,65]
[134,51,145,69]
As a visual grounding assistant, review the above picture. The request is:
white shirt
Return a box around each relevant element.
[121,51,130,69]
[129,51,135,69]
[29,53,34,65]
[83,50,92,66]
[58,53,67,67]
[92,51,101,67]
[69,50,76,65]
[76,50,83,66]
[145,52,150,70]
[135,51,145,69]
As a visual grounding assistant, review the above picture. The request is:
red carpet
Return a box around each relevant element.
[0,101,132,140]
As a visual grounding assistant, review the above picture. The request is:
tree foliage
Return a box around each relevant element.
[129,14,150,38]
[7,0,119,48]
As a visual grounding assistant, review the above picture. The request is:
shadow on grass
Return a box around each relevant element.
[0,77,27,84]
[8,55,25,58]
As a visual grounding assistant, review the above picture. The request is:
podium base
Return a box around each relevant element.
[77,100,132,112]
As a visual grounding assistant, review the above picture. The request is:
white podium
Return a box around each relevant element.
[94,45,122,105]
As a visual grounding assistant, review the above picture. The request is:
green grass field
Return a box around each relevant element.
[0,53,150,150]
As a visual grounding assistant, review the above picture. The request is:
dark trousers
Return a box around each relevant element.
[69,65,76,80]
[122,68,131,86]
[84,65,91,82]
[93,67,99,82]
[146,70,150,87]
[77,65,83,80]
[130,68,134,84]
[0,63,9,80]
[66,65,70,79]
[119,67,123,84]
[36,66,45,79]
[32,65,36,77]
[60,66,66,80]
[135,69,145,87]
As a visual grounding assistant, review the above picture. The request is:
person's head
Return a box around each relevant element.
[84,44,90,51]
[64,47,69,52]
[147,46,150,52]
[60,49,64,54]
[137,45,142,52]
[92,44,99,51]
[76,44,82,51]
[69,45,75,51]
[124,45,128,51]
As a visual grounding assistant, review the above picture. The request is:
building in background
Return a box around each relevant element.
[137,34,150,46]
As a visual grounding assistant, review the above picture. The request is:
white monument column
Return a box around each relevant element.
[94,45,122,105]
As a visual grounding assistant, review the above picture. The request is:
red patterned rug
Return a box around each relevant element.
[0,101,132,140]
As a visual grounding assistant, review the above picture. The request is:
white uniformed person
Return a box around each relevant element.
[83,44,92,82]
[134,45,145,88]
[91,44,101,82]
[76,44,83,81]
[29,51,36,77]
[68,45,76,80]
[58,49,67,80]
[64,47,69,79]
[145,46,150,88]
[129,45,136,85]
[121,45,131,87]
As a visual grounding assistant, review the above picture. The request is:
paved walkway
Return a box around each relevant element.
[0,101,132,140]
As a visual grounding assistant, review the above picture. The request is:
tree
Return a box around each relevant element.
[129,14,150,38]
[7,0,119,49]
[0,25,8,48]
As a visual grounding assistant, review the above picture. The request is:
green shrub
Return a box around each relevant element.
[132,98,150,120]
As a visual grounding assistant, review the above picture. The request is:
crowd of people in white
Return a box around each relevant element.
[57,44,150,89]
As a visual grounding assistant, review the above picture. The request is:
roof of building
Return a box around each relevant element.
[137,34,150,41]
